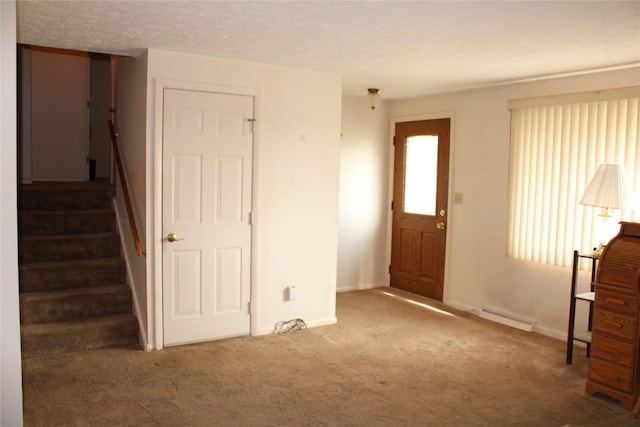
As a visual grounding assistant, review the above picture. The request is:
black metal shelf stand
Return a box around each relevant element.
[566,250,599,365]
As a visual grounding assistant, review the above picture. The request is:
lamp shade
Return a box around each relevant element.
[580,164,635,209]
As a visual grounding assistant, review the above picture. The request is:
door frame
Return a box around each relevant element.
[387,112,455,302]
[152,79,261,350]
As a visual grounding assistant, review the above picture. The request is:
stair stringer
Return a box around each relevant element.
[111,192,152,351]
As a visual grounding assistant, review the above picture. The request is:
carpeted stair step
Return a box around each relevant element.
[19,188,114,211]
[20,314,139,359]
[18,181,140,358]
[19,209,116,236]
[19,258,126,293]
[19,232,121,263]
[20,284,133,325]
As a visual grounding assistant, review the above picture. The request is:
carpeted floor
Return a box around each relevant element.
[22,288,639,426]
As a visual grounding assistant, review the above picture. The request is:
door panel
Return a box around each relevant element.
[217,156,243,221]
[172,250,202,316]
[391,119,450,300]
[216,248,242,311]
[173,154,203,222]
[162,88,253,346]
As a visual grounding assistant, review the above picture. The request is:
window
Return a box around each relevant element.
[404,135,438,215]
[507,87,640,268]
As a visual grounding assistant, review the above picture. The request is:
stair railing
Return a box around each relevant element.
[108,119,144,256]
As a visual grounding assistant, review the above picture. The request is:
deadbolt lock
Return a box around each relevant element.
[440,209,446,217]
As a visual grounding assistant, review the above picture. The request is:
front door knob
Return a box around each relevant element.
[167,232,184,242]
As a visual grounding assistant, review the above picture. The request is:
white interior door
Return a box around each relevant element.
[162,88,253,346]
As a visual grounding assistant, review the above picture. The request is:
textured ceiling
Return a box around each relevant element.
[16,0,640,99]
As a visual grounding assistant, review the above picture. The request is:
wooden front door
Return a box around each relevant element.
[162,88,254,346]
[390,118,450,300]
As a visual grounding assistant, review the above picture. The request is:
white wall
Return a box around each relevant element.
[115,53,150,348]
[337,96,390,291]
[144,49,341,345]
[1,1,24,425]
[387,67,640,339]
[31,47,89,181]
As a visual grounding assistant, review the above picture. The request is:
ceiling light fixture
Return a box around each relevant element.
[366,88,381,110]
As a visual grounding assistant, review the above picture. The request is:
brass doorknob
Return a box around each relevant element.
[167,232,184,242]
[436,222,446,230]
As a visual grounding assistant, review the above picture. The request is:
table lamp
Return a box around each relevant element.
[580,163,635,255]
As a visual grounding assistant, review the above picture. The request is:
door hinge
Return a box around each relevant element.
[391,201,394,210]
[248,301,252,314]
[388,265,392,274]
[393,136,396,146]
[248,212,253,225]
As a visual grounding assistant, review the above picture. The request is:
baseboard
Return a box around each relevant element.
[443,299,479,314]
[532,324,566,341]
[251,326,272,336]
[479,307,535,332]
[305,316,338,329]
[447,300,537,333]
[425,299,569,341]
[337,282,388,293]
[253,316,338,337]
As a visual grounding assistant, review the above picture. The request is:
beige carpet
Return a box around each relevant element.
[22,288,638,426]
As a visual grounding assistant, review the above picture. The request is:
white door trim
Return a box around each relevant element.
[387,112,456,304]
[152,79,261,350]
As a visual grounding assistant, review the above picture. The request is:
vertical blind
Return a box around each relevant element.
[507,87,640,268]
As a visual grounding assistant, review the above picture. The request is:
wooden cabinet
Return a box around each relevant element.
[586,222,640,410]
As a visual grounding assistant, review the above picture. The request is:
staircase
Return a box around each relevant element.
[18,181,139,359]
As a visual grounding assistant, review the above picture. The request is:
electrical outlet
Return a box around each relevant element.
[287,286,297,301]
